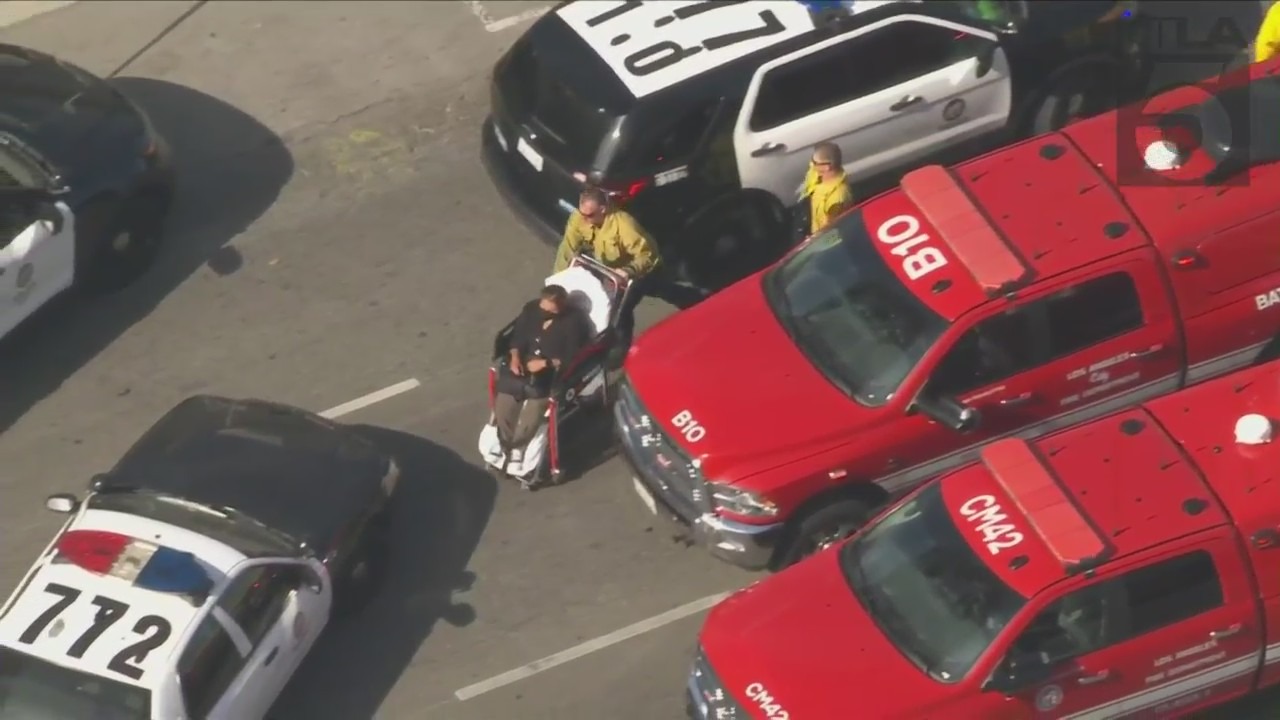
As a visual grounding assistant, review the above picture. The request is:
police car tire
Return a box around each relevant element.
[680,196,783,292]
[772,496,875,571]
[1023,65,1120,136]
[77,193,166,295]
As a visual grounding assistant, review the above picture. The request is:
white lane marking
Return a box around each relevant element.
[484,5,551,32]
[465,0,550,33]
[454,591,731,701]
[320,378,421,419]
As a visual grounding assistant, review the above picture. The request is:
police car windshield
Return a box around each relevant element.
[88,491,297,557]
[840,483,1026,682]
[764,210,948,406]
[0,647,149,719]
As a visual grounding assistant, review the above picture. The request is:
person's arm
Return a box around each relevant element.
[553,213,585,273]
[822,182,855,227]
[617,213,659,276]
[508,302,537,371]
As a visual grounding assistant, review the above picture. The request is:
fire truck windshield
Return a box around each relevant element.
[763,210,948,407]
[839,483,1027,682]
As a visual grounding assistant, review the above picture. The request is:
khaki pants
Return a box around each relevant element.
[494,394,550,449]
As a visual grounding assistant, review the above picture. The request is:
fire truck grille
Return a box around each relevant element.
[613,378,710,522]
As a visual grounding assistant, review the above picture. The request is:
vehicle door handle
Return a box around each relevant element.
[750,141,786,157]
[1077,669,1112,686]
[1210,623,1244,640]
[263,646,279,666]
[890,95,924,112]
[1129,346,1162,359]
[998,392,1035,407]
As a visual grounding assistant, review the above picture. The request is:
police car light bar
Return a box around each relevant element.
[900,164,1032,296]
[980,438,1111,574]
[55,530,214,602]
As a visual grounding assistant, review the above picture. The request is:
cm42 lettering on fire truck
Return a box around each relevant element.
[616,56,1280,572]
[482,0,1146,292]
[690,356,1280,720]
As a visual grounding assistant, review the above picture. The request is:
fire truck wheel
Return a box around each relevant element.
[773,496,875,570]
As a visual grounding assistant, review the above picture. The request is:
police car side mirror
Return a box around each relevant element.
[975,43,998,79]
[45,493,79,514]
[914,393,981,433]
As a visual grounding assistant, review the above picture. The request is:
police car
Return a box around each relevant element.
[1,43,175,340]
[0,396,398,719]
[482,0,1146,291]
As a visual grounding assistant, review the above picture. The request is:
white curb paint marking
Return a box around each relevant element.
[465,1,551,33]
[0,0,76,29]
[454,591,732,701]
[320,378,421,419]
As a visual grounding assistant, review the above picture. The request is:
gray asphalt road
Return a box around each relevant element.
[0,2,1275,719]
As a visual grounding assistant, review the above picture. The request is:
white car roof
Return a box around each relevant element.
[554,0,915,99]
[0,508,248,691]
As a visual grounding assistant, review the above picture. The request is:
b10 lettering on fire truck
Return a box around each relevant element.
[744,682,790,720]
[958,495,1024,555]
[875,214,948,281]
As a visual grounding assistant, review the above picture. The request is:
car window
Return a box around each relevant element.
[1044,272,1143,358]
[0,199,34,248]
[929,271,1144,397]
[750,20,978,131]
[1007,551,1223,665]
[177,615,245,718]
[215,565,302,649]
[931,307,1042,396]
[611,99,721,176]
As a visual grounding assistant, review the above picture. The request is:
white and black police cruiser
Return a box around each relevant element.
[483,0,1146,291]
[1,43,176,340]
[0,396,398,720]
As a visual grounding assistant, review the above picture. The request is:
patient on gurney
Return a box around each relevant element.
[493,284,590,466]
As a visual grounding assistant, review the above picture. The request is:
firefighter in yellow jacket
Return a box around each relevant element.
[1256,1,1280,63]
[552,186,660,365]
[801,142,854,236]
[553,187,659,277]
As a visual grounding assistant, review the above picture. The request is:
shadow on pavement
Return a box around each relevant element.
[272,426,498,720]
[0,77,293,432]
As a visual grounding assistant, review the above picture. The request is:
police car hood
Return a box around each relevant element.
[0,44,146,182]
[624,277,875,481]
[105,395,391,555]
[700,548,938,719]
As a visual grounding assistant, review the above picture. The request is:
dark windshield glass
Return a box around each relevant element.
[0,648,149,719]
[840,484,1026,682]
[763,210,948,406]
[88,492,296,557]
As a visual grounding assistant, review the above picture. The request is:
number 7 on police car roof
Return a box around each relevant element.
[555,1,817,99]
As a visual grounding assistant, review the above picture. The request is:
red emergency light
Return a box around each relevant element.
[55,530,214,602]
[900,165,1032,296]
[980,439,1111,574]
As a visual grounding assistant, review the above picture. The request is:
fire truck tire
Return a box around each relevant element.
[772,496,876,570]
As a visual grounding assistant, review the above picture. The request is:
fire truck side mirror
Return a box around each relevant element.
[913,393,982,434]
[982,653,1053,694]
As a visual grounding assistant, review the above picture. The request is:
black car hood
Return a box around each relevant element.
[103,396,392,555]
[0,44,141,182]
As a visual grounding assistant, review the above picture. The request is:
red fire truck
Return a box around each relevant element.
[689,357,1280,719]
[615,57,1280,570]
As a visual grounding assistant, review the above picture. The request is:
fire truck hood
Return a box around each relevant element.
[624,279,872,480]
[700,549,938,718]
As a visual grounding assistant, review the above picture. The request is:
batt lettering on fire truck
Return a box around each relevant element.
[616,56,1280,573]
[690,357,1280,718]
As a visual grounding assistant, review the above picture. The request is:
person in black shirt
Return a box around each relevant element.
[495,284,589,465]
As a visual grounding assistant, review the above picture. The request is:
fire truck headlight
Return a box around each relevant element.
[709,484,777,517]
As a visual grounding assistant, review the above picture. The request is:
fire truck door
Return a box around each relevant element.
[981,535,1259,719]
